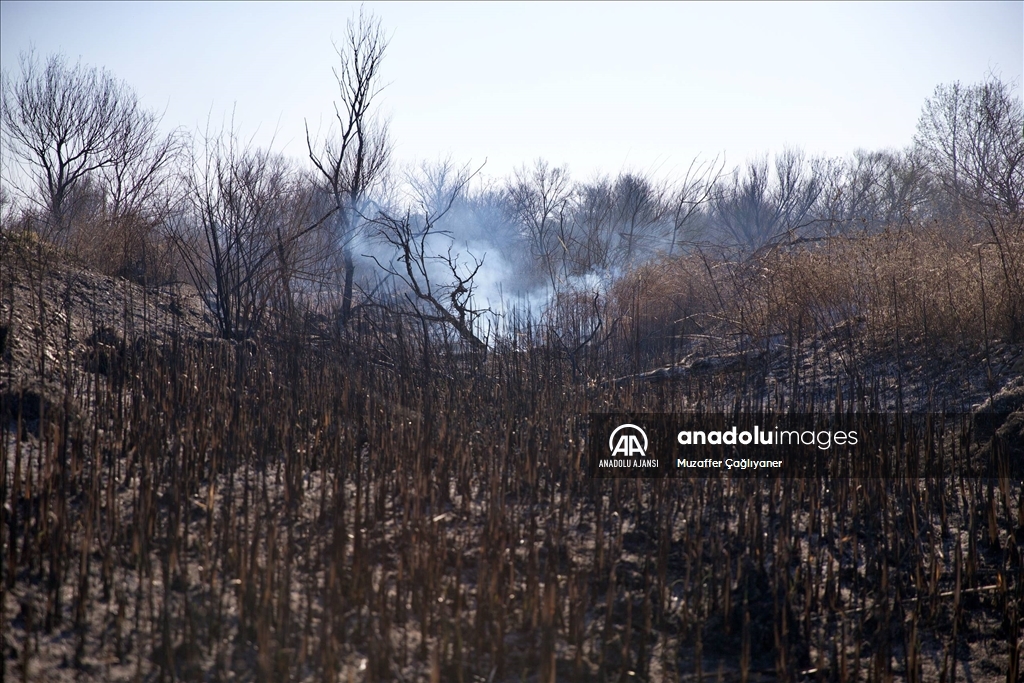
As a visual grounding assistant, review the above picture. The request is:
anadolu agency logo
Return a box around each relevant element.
[599,424,659,470]
[609,424,648,457]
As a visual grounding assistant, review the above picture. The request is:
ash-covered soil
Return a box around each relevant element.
[1,234,214,404]
[612,326,1024,415]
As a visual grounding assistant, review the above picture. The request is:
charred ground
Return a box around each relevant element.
[2,227,1023,682]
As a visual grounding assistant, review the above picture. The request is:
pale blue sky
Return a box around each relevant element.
[2,1,1021,181]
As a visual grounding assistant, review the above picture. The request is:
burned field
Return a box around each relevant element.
[1,230,1022,683]
[2,8,1023,679]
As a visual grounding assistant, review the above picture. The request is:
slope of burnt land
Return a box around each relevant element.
[1,233,213,415]
[2,232,1022,682]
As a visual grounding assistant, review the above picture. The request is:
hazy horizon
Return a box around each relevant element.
[2,1,1021,182]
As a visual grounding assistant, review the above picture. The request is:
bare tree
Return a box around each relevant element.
[504,162,717,292]
[1,50,181,283]
[711,149,823,252]
[369,167,489,349]
[608,172,669,266]
[817,149,930,232]
[568,177,616,275]
[667,155,723,254]
[89,114,183,282]
[506,159,573,290]
[1,50,170,238]
[173,127,333,340]
[265,179,338,325]
[916,81,970,217]
[916,76,1024,218]
[306,9,392,327]
[917,77,1024,343]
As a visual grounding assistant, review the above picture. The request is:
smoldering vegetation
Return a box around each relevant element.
[2,224,1023,682]
[2,28,1024,683]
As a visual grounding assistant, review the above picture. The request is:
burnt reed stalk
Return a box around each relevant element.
[2,227,1022,681]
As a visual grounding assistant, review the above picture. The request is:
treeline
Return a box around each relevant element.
[2,16,1022,347]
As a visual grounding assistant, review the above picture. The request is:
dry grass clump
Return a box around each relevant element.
[65,216,183,286]
[610,220,1024,367]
